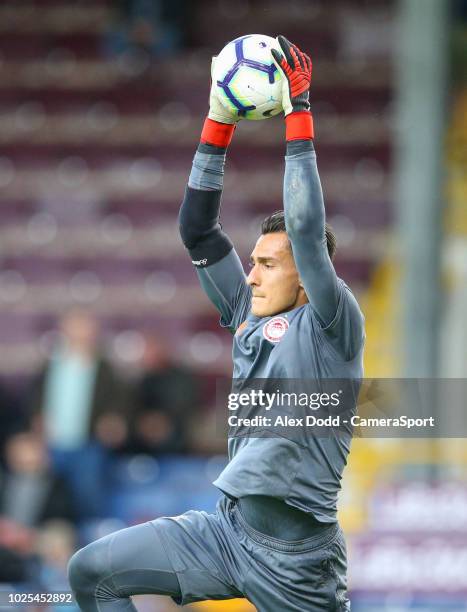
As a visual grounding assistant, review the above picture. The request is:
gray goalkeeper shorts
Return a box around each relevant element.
[154,496,350,610]
[68,495,350,611]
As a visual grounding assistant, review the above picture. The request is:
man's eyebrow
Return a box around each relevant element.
[249,255,278,263]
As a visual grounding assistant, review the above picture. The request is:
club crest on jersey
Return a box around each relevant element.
[263,316,289,343]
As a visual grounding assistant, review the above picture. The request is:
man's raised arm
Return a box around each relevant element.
[272,36,364,358]
[178,62,251,333]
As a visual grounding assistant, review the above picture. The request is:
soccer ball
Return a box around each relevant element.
[212,34,283,121]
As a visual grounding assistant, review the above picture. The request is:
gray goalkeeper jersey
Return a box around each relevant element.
[194,148,365,523]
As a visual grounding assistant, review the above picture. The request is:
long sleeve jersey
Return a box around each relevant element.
[179,140,365,522]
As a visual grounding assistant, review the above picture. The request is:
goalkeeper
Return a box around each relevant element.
[68,36,364,611]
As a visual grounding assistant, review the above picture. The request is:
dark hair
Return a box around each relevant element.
[261,210,337,261]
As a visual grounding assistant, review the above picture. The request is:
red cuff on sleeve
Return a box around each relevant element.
[285,112,314,141]
[200,118,236,147]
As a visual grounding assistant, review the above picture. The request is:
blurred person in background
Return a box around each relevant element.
[0,432,74,527]
[36,520,79,599]
[0,517,79,604]
[0,433,78,596]
[0,518,38,583]
[28,308,130,520]
[128,334,199,455]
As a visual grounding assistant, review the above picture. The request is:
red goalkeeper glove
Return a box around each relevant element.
[271,35,314,141]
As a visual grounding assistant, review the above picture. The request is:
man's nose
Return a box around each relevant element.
[247,265,259,286]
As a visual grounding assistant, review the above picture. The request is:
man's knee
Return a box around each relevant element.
[68,537,113,596]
